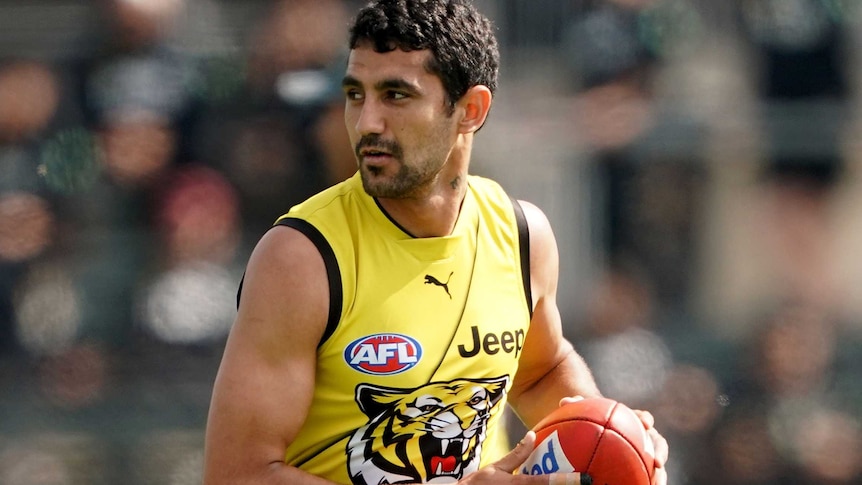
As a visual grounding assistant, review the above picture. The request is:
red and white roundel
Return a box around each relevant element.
[344,333,423,375]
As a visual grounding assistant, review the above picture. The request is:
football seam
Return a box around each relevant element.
[541,416,611,473]
[608,405,653,477]
[585,419,606,474]
[590,402,617,473]
[549,404,651,477]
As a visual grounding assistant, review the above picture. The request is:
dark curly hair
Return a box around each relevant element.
[349,0,500,111]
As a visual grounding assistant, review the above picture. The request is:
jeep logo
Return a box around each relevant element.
[457,325,525,358]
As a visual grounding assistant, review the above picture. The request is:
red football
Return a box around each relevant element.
[520,397,654,485]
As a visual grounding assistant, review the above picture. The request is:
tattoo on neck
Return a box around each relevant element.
[450,176,461,190]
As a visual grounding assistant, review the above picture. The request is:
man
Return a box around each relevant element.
[203,1,668,484]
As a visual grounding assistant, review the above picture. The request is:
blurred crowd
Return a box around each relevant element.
[0,0,861,484]
[1,0,358,483]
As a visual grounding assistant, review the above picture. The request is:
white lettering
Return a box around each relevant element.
[397,342,417,363]
[350,341,418,366]
[350,344,377,365]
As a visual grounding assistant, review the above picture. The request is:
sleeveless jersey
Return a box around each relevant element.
[271,172,532,484]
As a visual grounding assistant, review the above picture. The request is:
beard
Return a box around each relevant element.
[356,134,440,199]
[360,162,436,199]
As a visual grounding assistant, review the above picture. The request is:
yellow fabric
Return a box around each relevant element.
[278,172,531,484]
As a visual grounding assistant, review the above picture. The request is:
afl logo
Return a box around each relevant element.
[344,333,423,375]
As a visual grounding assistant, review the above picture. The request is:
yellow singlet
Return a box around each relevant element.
[267,172,532,484]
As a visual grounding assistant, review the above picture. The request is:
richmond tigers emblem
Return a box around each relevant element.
[346,376,509,484]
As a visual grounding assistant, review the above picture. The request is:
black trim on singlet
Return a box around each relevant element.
[277,218,343,348]
[235,218,343,348]
[510,198,533,317]
[373,197,416,237]
[236,274,245,309]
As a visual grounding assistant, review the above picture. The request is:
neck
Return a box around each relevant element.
[377,137,472,238]
[377,171,468,238]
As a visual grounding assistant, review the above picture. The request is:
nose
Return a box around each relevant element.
[353,99,385,136]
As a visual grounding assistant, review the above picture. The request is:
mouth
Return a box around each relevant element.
[422,436,470,478]
[356,135,401,167]
[359,148,395,165]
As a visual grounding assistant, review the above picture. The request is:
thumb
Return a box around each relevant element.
[491,431,537,473]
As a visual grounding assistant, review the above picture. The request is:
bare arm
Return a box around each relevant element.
[203,226,336,485]
[507,201,669,485]
[507,201,601,429]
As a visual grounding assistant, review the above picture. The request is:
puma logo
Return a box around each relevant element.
[424,272,453,299]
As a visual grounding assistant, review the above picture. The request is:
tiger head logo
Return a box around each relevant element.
[346,376,509,484]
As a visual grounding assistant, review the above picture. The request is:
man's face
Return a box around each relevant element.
[342,45,459,199]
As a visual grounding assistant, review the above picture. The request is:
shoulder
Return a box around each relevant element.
[516,200,555,247]
[281,174,360,221]
[516,200,559,297]
[250,224,326,273]
[237,224,331,346]
[466,174,505,196]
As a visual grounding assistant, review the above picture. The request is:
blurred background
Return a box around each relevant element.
[0,0,861,483]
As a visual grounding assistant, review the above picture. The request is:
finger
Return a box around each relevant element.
[549,472,593,485]
[558,396,585,407]
[651,464,667,485]
[648,426,669,467]
[493,431,537,473]
[634,409,655,429]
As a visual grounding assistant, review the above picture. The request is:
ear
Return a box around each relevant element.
[457,85,493,134]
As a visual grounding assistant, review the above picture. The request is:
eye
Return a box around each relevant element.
[387,91,408,101]
[412,396,443,414]
[419,404,438,413]
[344,89,363,101]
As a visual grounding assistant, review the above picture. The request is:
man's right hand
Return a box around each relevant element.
[458,431,591,484]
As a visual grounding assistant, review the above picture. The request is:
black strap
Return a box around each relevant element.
[510,198,533,317]
[236,218,343,348]
[277,218,343,348]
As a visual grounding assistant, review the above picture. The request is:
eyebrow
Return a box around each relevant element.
[341,75,361,89]
[341,75,421,95]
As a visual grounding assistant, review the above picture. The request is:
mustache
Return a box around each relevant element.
[355,135,402,159]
